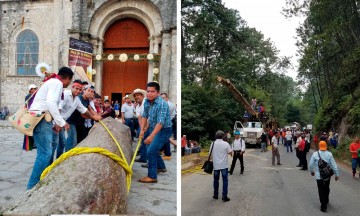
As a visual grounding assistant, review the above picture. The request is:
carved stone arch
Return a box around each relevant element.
[7,22,45,76]
[88,0,164,94]
[88,0,163,39]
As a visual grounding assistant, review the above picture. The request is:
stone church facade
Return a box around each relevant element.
[0,0,177,111]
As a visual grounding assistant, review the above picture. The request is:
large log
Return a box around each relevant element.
[3,117,133,215]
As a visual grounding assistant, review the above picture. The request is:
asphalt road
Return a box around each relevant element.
[182,145,360,216]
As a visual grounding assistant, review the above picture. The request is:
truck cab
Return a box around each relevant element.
[233,121,264,146]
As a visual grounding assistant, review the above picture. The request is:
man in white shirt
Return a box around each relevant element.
[285,129,293,153]
[229,130,245,175]
[51,80,101,162]
[210,130,233,202]
[160,93,176,160]
[27,67,73,190]
[121,95,135,140]
[271,131,282,166]
[129,89,148,163]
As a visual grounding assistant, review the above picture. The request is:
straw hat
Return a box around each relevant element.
[128,89,146,101]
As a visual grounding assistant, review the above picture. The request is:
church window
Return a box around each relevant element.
[16,30,39,75]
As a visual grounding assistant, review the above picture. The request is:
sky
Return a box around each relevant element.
[222,0,305,80]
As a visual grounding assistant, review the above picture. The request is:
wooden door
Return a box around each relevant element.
[102,18,149,102]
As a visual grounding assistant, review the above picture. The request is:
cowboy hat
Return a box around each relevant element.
[129,89,146,101]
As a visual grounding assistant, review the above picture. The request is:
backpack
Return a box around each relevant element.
[305,140,310,152]
[317,152,334,181]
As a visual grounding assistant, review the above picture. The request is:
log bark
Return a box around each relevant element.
[216,76,257,116]
[3,117,133,215]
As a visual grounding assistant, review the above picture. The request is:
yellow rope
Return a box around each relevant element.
[40,120,142,194]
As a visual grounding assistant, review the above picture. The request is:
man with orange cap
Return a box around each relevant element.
[309,141,340,212]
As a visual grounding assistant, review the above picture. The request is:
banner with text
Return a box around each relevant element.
[68,38,93,82]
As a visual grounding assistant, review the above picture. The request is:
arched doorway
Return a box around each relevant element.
[102,18,149,103]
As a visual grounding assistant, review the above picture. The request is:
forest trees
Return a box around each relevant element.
[182,0,302,142]
[284,0,360,135]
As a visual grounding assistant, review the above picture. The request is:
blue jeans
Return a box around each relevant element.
[286,140,293,152]
[139,128,149,162]
[213,168,229,198]
[351,158,360,174]
[66,124,77,152]
[50,129,66,164]
[147,127,172,179]
[261,142,266,151]
[124,118,135,140]
[161,139,171,157]
[27,118,53,189]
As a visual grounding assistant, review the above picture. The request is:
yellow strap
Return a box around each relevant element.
[99,120,129,168]
[40,120,142,194]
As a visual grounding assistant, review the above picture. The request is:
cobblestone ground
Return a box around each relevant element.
[0,120,177,215]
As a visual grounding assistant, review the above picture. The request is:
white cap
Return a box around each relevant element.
[123,95,130,100]
[28,84,37,91]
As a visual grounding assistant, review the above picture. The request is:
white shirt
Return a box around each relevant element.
[285,132,292,141]
[84,100,95,128]
[232,138,245,151]
[167,100,176,119]
[271,136,280,148]
[121,103,134,119]
[135,100,145,117]
[210,139,233,170]
[29,78,65,127]
[59,90,87,120]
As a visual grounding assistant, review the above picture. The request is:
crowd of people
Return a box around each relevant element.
[180,135,201,156]
[20,67,177,189]
[206,127,345,212]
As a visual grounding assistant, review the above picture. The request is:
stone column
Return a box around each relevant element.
[169,28,177,103]
[159,30,172,94]
[94,39,103,95]
[148,36,154,82]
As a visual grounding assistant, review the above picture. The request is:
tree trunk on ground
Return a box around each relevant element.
[2,117,132,215]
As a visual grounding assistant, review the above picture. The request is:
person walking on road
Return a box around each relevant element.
[260,132,268,152]
[298,134,308,170]
[309,141,339,212]
[229,131,245,175]
[271,131,282,166]
[210,130,233,202]
[349,137,360,178]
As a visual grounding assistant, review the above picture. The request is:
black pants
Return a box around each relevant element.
[296,148,302,166]
[76,124,88,144]
[316,179,331,209]
[181,147,185,157]
[230,151,244,174]
[299,151,308,169]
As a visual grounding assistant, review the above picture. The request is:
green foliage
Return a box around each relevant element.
[285,0,360,137]
[347,100,360,135]
[329,137,352,164]
[199,136,212,149]
[182,0,299,142]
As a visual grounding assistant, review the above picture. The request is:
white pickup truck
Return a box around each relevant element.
[233,121,264,146]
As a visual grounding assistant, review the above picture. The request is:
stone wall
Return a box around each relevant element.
[0,0,177,111]
[0,0,73,111]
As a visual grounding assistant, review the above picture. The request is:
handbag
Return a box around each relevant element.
[202,142,214,174]
[9,89,49,136]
